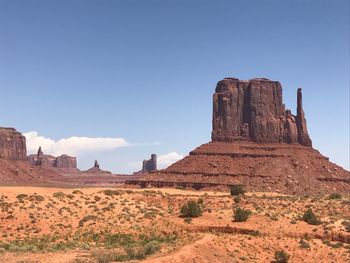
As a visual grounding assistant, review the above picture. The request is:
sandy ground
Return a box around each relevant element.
[0,186,349,262]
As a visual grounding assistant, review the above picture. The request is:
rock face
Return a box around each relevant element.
[55,154,77,169]
[0,128,27,160]
[142,154,157,172]
[27,147,77,169]
[211,78,312,146]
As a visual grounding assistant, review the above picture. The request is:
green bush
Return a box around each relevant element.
[230,185,245,196]
[274,250,290,263]
[180,200,202,218]
[328,193,342,200]
[302,209,320,225]
[233,208,251,222]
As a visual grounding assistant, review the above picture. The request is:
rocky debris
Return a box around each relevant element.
[27,147,77,169]
[127,77,349,194]
[211,78,312,146]
[142,154,157,172]
[0,127,27,160]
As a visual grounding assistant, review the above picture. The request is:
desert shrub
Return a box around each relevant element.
[101,190,122,196]
[303,209,320,225]
[299,239,310,249]
[79,215,97,227]
[328,193,342,200]
[274,250,290,263]
[233,196,241,204]
[53,192,65,199]
[180,200,202,218]
[72,190,83,195]
[233,208,251,222]
[93,250,127,263]
[143,240,161,255]
[197,198,204,204]
[16,194,28,202]
[184,217,192,224]
[342,221,350,232]
[230,185,245,196]
[29,194,45,202]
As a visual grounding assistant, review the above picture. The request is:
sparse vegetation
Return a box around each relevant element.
[328,193,342,200]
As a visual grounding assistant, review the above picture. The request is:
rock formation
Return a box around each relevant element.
[55,154,77,169]
[127,77,350,194]
[142,154,157,172]
[27,147,77,169]
[0,128,27,160]
[211,78,312,146]
[85,160,111,174]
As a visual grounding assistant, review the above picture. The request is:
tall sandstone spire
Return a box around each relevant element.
[211,78,312,146]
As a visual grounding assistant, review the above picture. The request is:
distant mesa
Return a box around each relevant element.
[127,77,350,194]
[27,146,77,170]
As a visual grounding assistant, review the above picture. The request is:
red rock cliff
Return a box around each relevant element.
[0,128,27,160]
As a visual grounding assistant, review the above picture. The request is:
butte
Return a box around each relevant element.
[127,77,350,195]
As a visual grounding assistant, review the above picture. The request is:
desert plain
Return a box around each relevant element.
[0,186,349,263]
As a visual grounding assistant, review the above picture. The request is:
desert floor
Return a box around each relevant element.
[0,186,349,263]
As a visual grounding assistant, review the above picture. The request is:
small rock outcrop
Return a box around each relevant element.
[142,154,157,172]
[211,78,312,146]
[27,147,77,169]
[0,128,27,160]
[85,160,111,174]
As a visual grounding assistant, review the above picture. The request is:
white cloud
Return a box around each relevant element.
[157,152,184,169]
[24,131,130,156]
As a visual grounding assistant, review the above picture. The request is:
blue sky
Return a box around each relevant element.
[0,0,349,173]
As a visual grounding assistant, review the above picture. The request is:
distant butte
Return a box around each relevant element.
[127,77,350,194]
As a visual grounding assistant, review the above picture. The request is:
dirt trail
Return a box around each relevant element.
[143,234,232,263]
